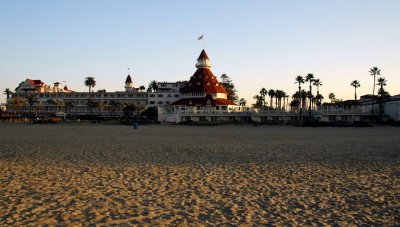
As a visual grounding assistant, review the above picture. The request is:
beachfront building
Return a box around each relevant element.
[384,95,400,121]
[6,74,147,117]
[147,81,187,108]
[158,49,241,123]
[254,94,400,123]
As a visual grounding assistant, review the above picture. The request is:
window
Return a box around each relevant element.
[174,94,179,97]
[158,101,163,104]
[149,101,155,104]
[150,94,155,97]
[158,94,163,98]
[221,106,227,110]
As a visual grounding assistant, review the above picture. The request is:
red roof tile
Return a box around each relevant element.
[27,79,45,87]
[182,68,227,94]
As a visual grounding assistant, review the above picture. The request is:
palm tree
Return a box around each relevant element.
[268,89,275,109]
[315,94,324,108]
[275,90,284,110]
[329,93,336,103]
[139,85,145,92]
[3,88,12,99]
[369,67,380,115]
[26,94,37,114]
[377,77,387,90]
[313,79,322,110]
[295,75,305,121]
[148,80,158,92]
[239,98,247,111]
[284,94,289,111]
[274,89,279,109]
[350,80,361,101]
[84,77,96,97]
[259,88,268,111]
[278,90,287,111]
[64,101,74,117]
[290,99,300,111]
[377,77,388,121]
[305,73,314,118]
[9,96,26,115]
[252,95,263,110]
[300,90,307,108]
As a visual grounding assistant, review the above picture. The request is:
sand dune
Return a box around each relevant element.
[0,124,399,225]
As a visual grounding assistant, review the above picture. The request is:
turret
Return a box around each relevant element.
[195,49,212,68]
[125,74,133,91]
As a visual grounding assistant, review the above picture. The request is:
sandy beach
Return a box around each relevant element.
[0,124,399,225]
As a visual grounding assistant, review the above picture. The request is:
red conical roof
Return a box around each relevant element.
[125,74,132,83]
[197,49,209,60]
[182,68,227,94]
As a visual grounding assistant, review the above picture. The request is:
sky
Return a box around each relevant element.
[1,0,399,105]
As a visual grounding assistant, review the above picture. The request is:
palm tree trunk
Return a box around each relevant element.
[298,85,302,122]
[354,87,357,101]
[308,83,312,118]
[372,75,375,117]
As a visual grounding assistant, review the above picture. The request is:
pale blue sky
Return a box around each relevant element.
[1,0,399,104]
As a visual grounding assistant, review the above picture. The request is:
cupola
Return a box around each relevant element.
[195,49,212,68]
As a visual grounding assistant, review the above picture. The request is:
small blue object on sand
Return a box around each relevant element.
[133,122,138,129]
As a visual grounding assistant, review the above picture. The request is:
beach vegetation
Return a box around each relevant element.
[84,77,96,96]
[350,80,361,101]
[3,88,12,99]
[220,74,238,102]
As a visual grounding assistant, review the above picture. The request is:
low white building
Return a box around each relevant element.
[6,75,147,117]
[147,81,186,108]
